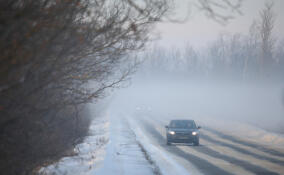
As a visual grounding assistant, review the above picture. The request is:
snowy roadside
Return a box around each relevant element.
[39,113,109,175]
[38,109,166,175]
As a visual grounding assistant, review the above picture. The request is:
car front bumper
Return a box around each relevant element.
[167,134,199,143]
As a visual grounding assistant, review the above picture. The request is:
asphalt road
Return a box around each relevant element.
[137,116,284,175]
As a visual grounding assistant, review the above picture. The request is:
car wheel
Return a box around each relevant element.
[193,139,199,146]
[166,140,171,145]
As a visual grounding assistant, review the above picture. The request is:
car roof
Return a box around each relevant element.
[170,119,194,122]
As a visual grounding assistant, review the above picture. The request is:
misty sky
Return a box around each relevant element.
[154,0,284,48]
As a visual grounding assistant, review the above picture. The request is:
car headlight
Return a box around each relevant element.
[168,131,175,135]
[192,131,198,136]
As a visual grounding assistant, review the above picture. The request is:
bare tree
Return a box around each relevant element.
[195,0,243,24]
[183,44,199,75]
[259,1,276,76]
[243,20,261,80]
[0,0,170,174]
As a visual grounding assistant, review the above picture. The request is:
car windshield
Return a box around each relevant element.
[170,120,196,129]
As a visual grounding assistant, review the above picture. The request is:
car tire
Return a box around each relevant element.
[166,140,171,145]
[193,139,199,146]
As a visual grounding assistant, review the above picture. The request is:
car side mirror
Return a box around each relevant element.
[197,126,201,129]
[165,125,169,129]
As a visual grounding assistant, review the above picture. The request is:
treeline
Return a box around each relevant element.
[141,2,284,82]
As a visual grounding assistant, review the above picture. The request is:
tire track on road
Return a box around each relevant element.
[190,142,280,175]
[141,119,280,175]
[204,127,284,158]
[140,120,235,175]
[201,133,284,165]
[198,138,284,175]
[201,129,284,162]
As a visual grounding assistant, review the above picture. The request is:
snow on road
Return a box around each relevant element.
[136,113,284,175]
[196,117,284,149]
[39,107,284,175]
[128,116,198,175]
[93,112,156,175]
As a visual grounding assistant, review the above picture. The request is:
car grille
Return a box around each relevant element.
[175,132,190,136]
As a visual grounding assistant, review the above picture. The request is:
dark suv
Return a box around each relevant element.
[165,120,201,146]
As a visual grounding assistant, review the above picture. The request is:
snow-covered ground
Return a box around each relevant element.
[39,112,109,175]
[39,109,164,175]
[39,99,284,175]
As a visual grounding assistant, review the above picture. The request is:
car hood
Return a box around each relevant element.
[168,128,197,132]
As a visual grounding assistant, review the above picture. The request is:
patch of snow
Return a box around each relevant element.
[39,113,109,175]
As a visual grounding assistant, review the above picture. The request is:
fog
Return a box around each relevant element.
[110,73,284,134]
[106,0,284,139]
